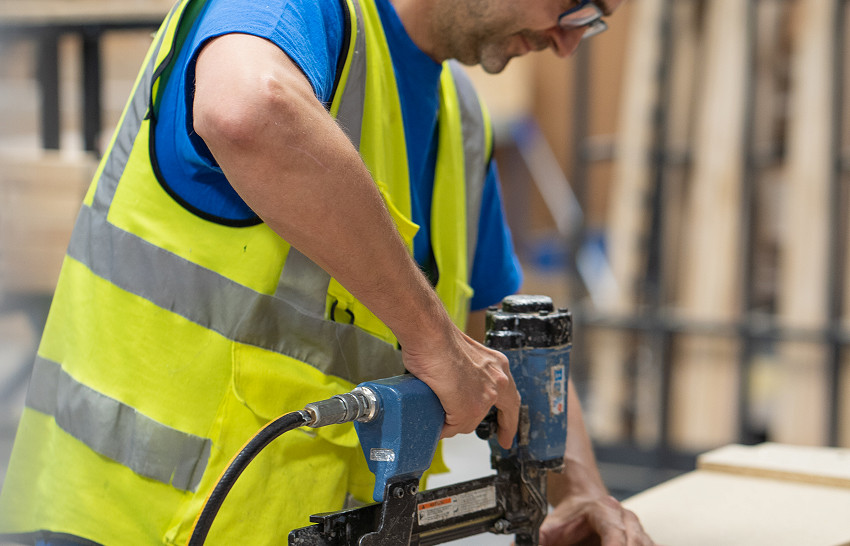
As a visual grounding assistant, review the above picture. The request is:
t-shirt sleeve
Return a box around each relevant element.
[187,0,345,102]
[469,161,523,310]
[189,0,344,105]
[177,0,345,170]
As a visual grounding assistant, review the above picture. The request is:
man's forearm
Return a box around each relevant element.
[539,380,655,544]
[548,379,608,504]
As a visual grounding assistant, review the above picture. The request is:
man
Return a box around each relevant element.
[0,0,652,544]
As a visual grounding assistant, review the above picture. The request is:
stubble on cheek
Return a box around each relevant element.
[433,3,533,73]
[477,33,532,74]
[477,44,512,74]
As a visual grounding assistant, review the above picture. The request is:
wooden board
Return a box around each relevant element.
[632,0,702,446]
[842,357,850,447]
[625,443,850,545]
[606,0,666,316]
[841,1,850,450]
[588,0,666,443]
[623,470,850,546]
[670,0,748,450]
[698,442,850,489]
[773,0,837,446]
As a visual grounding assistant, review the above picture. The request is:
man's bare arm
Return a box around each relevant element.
[192,33,519,446]
[542,381,654,545]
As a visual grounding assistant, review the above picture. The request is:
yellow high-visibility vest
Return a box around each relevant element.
[0,0,492,543]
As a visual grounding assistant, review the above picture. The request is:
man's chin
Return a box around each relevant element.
[479,55,513,74]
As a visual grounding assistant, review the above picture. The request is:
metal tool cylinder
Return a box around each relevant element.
[485,295,572,468]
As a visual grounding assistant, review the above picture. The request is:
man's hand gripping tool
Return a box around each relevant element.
[289,295,572,546]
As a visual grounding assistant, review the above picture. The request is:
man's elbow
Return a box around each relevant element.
[193,74,292,151]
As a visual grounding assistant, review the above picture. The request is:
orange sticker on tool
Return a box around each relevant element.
[417,486,496,526]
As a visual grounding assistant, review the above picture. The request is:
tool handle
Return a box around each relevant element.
[475,407,499,440]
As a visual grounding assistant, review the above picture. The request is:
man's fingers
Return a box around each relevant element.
[495,362,521,448]
[402,329,520,445]
[495,396,520,449]
[439,420,462,440]
[440,383,519,446]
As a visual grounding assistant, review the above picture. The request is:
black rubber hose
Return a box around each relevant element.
[187,410,311,545]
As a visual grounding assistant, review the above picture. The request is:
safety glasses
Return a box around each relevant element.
[558,0,608,40]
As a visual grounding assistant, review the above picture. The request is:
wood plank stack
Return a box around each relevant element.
[773,0,838,446]
[669,0,748,449]
[599,0,850,450]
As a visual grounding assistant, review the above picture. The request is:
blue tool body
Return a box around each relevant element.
[290,295,574,545]
[354,375,445,502]
[492,345,570,463]
[485,295,571,466]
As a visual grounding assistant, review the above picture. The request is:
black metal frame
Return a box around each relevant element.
[0,18,165,154]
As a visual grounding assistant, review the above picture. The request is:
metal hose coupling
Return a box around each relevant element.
[303,386,380,428]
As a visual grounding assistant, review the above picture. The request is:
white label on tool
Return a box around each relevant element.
[417,485,496,526]
[370,448,395,462]
[549,364,566,415]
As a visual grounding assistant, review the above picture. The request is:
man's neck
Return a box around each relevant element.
[387,0,442,63]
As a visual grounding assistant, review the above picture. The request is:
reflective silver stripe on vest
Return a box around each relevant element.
[93,4,177,215]
[275,247,332,318]
[75,0,402,383]
[67,205,405,383]
[26,356,211,492]
[334,0,367,150]
[447,60,488,271]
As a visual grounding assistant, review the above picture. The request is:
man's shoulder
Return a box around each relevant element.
[199,0,345,32]
[196,0,347,101]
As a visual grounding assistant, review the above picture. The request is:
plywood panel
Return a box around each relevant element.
[697,442,850,489]
[624,470,850,546]
[670,0,748,450]
[773,0,837,445]
[588,0,666,443]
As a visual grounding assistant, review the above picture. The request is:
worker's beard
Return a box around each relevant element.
[477,31,550,74]
[428,0,551,74]
[429,0,521,73]
[477,42,515,74]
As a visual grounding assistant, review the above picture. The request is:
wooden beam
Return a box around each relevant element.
[632,0,702,446]
[670,0,749,450]
[589,0,666,443]
[773,0,837,446]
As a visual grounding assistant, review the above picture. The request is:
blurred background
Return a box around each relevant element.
[1,0,849,510]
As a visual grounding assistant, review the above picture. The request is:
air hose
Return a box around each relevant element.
[185,386,379,545]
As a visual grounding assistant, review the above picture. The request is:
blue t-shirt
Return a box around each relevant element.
[152,0,521,310]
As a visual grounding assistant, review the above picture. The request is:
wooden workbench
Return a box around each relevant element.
[623,443,850,545]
